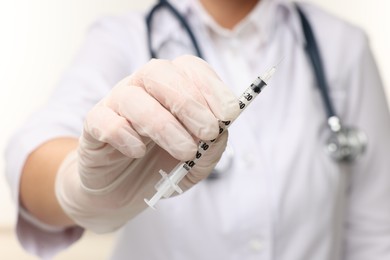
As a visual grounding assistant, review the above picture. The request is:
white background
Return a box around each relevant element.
[0,0,389,258]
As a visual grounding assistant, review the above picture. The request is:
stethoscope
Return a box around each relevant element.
[146,0,368,171]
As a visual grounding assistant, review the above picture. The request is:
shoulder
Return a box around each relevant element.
[86,11,147,47]
[91,11,146,35]
[294,2,372,85]
[297,2,369,58]
[85,11,151,70]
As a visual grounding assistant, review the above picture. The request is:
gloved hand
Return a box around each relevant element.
[55,55,240,233]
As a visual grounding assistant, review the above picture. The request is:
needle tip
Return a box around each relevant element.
[275,56,286,68]
[260,55,285,83]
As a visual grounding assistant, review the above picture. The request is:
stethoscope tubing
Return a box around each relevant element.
[146,0,203,59]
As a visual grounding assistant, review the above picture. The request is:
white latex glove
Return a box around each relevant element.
[55,55,240,233]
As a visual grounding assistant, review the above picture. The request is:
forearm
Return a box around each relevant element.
[20,137,78,227]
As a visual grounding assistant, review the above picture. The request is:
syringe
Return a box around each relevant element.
[144,65,277,209]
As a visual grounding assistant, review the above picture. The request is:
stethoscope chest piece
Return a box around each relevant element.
[325,117,368,162]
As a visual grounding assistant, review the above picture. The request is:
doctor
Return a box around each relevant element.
[5,0,390,259]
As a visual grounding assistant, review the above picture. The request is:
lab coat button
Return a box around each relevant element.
[243,152,256,168]
[249,239,264,252]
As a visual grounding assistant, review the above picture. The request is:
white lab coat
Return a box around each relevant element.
[5,0,390,259]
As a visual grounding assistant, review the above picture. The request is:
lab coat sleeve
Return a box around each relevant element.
[342,33,390,259]
[4,13,145,259]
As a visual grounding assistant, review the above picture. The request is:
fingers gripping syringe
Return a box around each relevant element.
[144,66,277,209]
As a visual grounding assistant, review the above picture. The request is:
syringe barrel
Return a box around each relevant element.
[144,67,275,208]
